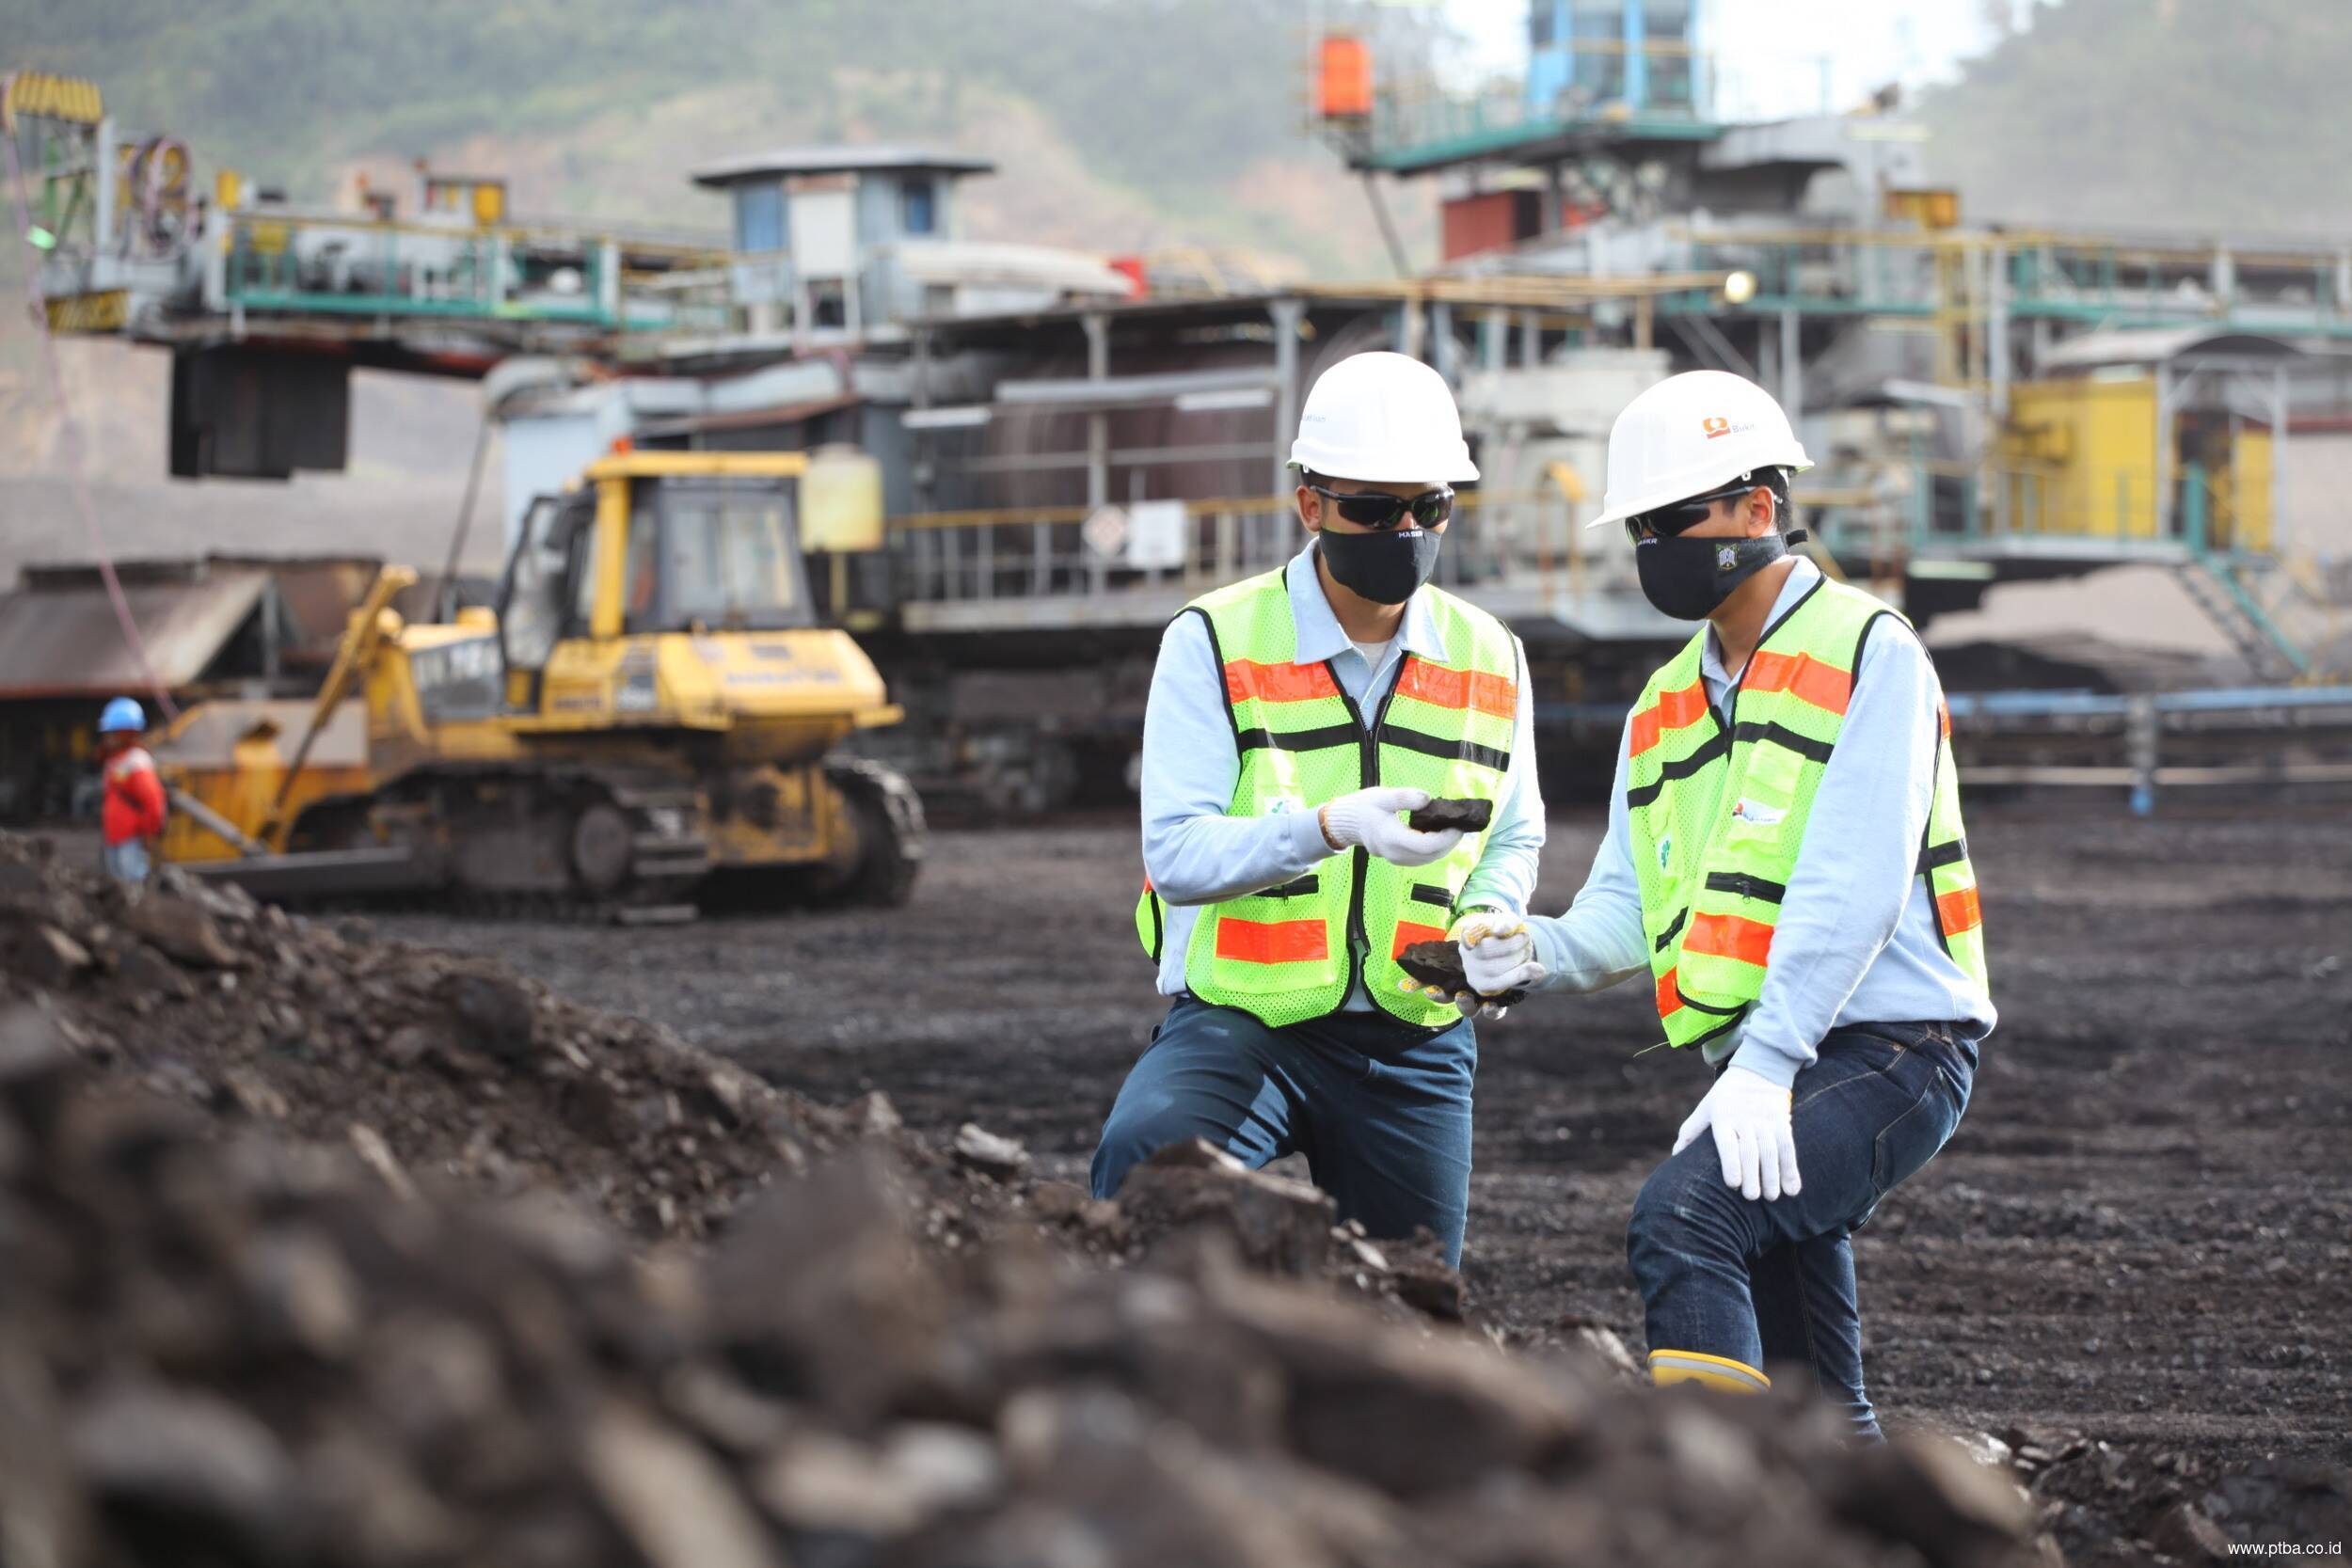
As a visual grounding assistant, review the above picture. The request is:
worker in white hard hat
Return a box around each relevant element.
[1456,370,1995,1437]
[1093,350,1545,1268]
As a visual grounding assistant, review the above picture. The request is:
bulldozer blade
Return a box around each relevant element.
[183,847,437,900]
[612,902,699,927]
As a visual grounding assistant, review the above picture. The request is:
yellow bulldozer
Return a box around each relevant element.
[155,448,922,915]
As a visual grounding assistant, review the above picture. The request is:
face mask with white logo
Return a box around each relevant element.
[1634,531,1792,620]
[1317,527,1442,606]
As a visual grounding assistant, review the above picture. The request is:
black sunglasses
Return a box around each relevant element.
[1307,483,1454,531]
[1623,481,1765,545]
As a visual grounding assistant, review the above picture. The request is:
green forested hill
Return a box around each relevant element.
[4,0,1405,265]
[1916,0,2352,236]
[7,0,1299,190]
[21,0,2349,287]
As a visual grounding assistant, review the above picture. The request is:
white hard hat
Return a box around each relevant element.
[1290,351,1479,484]
[1587,370,1811,530]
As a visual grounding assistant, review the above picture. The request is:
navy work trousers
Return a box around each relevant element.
[1090,996,1477,1266]
[1628,1021,1977,1439]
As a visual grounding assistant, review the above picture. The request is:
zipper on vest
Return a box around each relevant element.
[1360,659,1412,1005]
[1327,651,1443,1029]
[1717,571,1828,733]
[1705,870,1787,904]
[1326,657,1377,998]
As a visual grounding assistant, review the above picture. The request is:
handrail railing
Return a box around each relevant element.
[1662,226,2352,319]
[878,489,1596,609]
[214,207,735,331]
[218,206,729,262]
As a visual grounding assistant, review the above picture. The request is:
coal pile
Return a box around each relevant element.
[0,1008,2044,1568]
[0,834,1461,1310]
[1979,1426,2351,1566]
[8,830,2319,1564]
[0,833,855,1241]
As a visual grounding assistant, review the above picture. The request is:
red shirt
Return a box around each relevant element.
[102,746,167,846]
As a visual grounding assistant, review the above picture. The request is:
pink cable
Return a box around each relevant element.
[4,120,180,721]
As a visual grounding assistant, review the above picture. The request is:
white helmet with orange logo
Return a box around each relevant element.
[1588,370,1812,530]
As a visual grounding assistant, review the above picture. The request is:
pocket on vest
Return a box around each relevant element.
[1206,906,1341,991]
[1721,742,1804,860]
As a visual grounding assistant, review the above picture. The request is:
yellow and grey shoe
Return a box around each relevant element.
[1648,1349,1772,1393]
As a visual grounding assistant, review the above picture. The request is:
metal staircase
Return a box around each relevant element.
[2172,553,2312,684]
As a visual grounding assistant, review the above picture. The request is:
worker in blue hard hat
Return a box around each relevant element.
[96,697,167,886]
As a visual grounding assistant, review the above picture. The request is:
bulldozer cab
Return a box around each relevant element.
[498,489,594,682]
[615,475,813,636]
[495,453,819,705]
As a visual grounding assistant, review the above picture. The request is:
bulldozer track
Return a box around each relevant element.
[252,763,712,921]
[822,755,927,908]
[293,890,694,927]
[208,758,927,922]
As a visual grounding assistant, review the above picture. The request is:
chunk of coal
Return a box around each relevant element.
[1117,1138,1337,1276]
[1406,798,1492,834]
[1395,941,1525,1006]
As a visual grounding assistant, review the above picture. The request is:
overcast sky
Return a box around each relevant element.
[1438,0,2033,119]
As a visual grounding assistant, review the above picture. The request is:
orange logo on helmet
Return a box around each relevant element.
[1702,416,1731,439]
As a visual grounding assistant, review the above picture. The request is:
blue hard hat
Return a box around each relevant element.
[98,696,146,734]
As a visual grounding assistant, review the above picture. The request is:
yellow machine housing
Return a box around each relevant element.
[159,451,922,911]
[1999,376,2274,550]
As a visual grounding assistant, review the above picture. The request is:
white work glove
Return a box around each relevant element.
[1457,912,1546,998]
[1673,1064,1802,1203]
[1421,911,1549,1020]
[1317,786,1462,868]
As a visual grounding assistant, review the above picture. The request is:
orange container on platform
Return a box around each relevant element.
[1318,37,1374,119]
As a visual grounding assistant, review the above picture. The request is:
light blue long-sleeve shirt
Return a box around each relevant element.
[1141,544,1546,1006]
[1525,557,1995,1085]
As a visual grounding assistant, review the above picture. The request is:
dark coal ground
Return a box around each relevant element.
[376,804,2352,1466]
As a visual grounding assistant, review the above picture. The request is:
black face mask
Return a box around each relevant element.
[1317,527,1441,606]
[1634,530,1803,620]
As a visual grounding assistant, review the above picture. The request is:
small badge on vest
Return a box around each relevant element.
[1730,798,1785,827]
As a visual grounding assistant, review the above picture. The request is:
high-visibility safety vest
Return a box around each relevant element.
[1627,574,1987,1053]
[1133,567,1521,1031]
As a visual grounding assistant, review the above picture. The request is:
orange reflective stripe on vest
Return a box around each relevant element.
[1394,660,1517,720]
[1390,920,1447,958]
[1935,885,1982,936]
[1215,916,1329,965]
[1224,658,1340,705]
[1742,649,1851,717]
[1655,968,1682,1018]
[1684,911,1775,969]
[1629,680,1709,757]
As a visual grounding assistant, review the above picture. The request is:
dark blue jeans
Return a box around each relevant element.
[1091,997,1477,1265]
[1627,1022,1977,1440]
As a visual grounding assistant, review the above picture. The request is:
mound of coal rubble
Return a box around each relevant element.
[3,832,2325,1564]
[0,1004,2047,1568]
[0,833,1458,1309]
